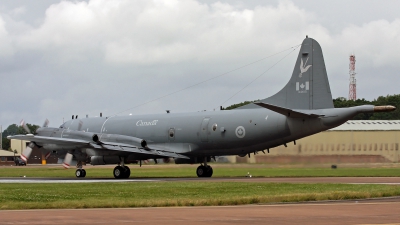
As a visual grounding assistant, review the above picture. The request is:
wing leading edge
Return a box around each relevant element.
[8,134,189,159]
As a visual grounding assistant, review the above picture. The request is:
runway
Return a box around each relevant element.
[1,176,400,184]
[1,198,400,225]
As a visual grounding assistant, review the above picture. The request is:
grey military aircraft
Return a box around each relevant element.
[8,37,395,178]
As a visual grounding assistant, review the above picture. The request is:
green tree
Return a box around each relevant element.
[1,123,40,150]
[223,100,260,110]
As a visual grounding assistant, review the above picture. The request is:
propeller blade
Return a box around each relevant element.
[154,158,158,164]
[20,142,35,163]
[162,158,171,163]
[78,120,83,131]
[62,153,73,169]
[20,119,31,134]
[43,119,49,128]
[44,151,51,160]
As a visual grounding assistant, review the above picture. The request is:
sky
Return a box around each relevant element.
[0,0,399,128]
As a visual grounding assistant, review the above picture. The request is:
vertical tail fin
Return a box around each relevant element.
[240,37,334,110]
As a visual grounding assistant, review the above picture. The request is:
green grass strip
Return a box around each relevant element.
[1,166,400,178]
[0,182,399,210]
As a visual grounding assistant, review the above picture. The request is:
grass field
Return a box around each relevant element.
[0,164,399,178]
[1,182,400,210]
[1,164,399,210]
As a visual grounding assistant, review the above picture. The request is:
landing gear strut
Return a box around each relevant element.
[75,161,86,178]
[196,157,213,177]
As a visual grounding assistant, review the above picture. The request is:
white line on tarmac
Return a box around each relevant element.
[349,183,400,185]
[0,179,159,183]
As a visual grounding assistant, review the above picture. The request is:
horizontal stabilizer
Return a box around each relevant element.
[254,102,324,118]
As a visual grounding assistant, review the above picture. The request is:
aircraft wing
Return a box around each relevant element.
[254,102,324,118]
[8,135,189,159]
[8,135,89,145]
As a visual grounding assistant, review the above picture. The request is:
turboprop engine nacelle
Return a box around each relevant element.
[91,133,147,149]
[90,156,121,165]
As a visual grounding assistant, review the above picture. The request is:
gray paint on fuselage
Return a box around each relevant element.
[61,108,300,156]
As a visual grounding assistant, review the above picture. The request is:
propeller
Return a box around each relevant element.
[19,119,34,163]
[162,158,171,163]
[78,120,83,131]
[63,153,73,169]
[19,119,53,164]
[43,119,49,128]
[44,151,52,159]
[20,142,35,163]
[20,119,31,134]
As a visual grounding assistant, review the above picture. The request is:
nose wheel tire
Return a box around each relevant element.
[196,165,213,177]
[113,166,131,179]
[75,169,86,178]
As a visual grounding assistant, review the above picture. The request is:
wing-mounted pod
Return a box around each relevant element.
[92,133,148,149]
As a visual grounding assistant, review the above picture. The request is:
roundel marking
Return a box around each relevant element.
[235,126,245,138]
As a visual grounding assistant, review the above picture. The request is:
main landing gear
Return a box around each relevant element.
[196,157,213,177]
[113,165,131,179]
[113,158,130,179]
[75,169,86,178]
[75,161,86,178]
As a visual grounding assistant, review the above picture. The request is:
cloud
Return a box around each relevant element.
[0,15,14,58]
[0,0,399,127]
[7,0,400,68]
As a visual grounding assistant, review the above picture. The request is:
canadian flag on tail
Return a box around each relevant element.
[296,81,309,92]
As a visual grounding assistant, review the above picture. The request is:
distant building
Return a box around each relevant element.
[9,139,58,165]
[238,120,400,164]
[0,149,19,165]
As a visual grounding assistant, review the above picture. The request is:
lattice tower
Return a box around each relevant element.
[348,54,356,100]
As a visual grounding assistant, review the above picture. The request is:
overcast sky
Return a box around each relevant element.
[0,0,399,128]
